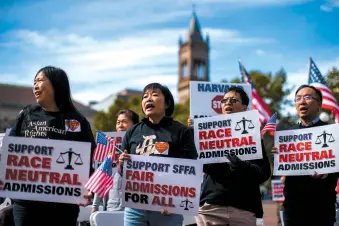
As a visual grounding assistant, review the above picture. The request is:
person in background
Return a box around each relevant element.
[9,66,96,226]
[189,87,271,226]
[272,85,338,226]
[118,83,198,226]
[91,110,139,213]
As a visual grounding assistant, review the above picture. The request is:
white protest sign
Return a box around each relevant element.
[194,110,262,164]
[271,180,284,202]
[0,132,6,148]
[274,124,339,175]
[122,155,203,216]
[0,136,91,204]
[0,133,6,163]
[189,81,252,119]
[93,131,125,169]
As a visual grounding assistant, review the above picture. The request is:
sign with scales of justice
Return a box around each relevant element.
[193,110,263,164]
[0,136,91,204]
[56,148,83,170]
[180,198,194,211]
[235,117,255,134]
[273,124,339,176]
[315,131,335,148]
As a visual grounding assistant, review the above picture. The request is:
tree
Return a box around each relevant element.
[222,68,293,119]
[173,99,189,126]
[92,95,190,131]
[326,67,339,102]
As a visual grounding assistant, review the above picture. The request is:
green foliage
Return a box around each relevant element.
[326,67,339,102]
[222,68,293,119]
[93,96,190,131]
[173,99,190,126]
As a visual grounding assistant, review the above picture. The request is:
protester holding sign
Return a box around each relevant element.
[194,87,271,226]
[272,85,339,226]
[118,83,197,226]
[8,66,96,226]
[91,109,139,213]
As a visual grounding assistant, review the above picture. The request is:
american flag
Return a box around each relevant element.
[261,113,277,138]
[85,151,116,199]
[239,60,272,124]
[93,131,116,162]
[308,57,339,123]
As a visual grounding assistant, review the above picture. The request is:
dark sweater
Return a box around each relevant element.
[121,116,198,160]
[199,140,271,218]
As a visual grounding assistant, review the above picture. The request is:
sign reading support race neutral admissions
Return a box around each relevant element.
[0,136,91,204]
[193,110,262,164]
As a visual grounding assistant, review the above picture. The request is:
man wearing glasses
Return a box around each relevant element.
[193,87,271,226]
[276,85,339,226]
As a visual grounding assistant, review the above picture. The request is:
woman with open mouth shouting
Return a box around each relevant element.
[118,83,198,226]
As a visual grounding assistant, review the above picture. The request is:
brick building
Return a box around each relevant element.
[0,83,97,132]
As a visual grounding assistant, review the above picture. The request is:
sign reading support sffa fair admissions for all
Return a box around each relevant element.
[194,110,262,164]
[0,136,91,204]
[189,81,252,119]
[274,124,339,176]
[122,155,203,216]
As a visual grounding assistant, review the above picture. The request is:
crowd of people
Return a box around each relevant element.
[0,65,338,226]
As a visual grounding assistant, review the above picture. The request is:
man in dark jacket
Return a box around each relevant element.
[278,85,339,226]
[193,87,271,226]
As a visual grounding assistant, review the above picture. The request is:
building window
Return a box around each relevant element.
[182,62,188,78]
[195,61,205,79]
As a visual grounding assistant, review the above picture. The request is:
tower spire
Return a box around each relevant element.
[187,4,203,42]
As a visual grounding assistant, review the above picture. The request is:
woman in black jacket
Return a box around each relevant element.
[119,83,197,226]
[9,66,96,226]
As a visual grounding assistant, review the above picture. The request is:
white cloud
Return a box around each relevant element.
[72,75,177,105]
[320,0,339,12]
[3,26,274,104]
[255,49,266,56]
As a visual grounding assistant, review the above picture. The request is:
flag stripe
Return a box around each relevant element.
[239,61,272,124]
[85,138,116,199]
[308,58,339,123]
[261,113,277,138]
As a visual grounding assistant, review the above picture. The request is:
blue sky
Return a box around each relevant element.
[0,0,338,111]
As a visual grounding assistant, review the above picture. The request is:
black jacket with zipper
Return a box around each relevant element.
[199,140,271,218]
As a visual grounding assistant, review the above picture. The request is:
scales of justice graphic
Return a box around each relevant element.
[315,131,335,148]
[56,148,83,170]
[235,117,255,134]
[180,198,194,211]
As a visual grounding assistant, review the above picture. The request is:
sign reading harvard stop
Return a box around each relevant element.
[211,95,223,114]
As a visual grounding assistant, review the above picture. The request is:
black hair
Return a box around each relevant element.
[295,85,322,103]
[142,83,174,116]
[35,66,79,114]
[226,87,249,106]
[116,109,139,125]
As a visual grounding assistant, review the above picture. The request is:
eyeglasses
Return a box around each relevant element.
[294,95,319,103]
[220,97,242,104]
